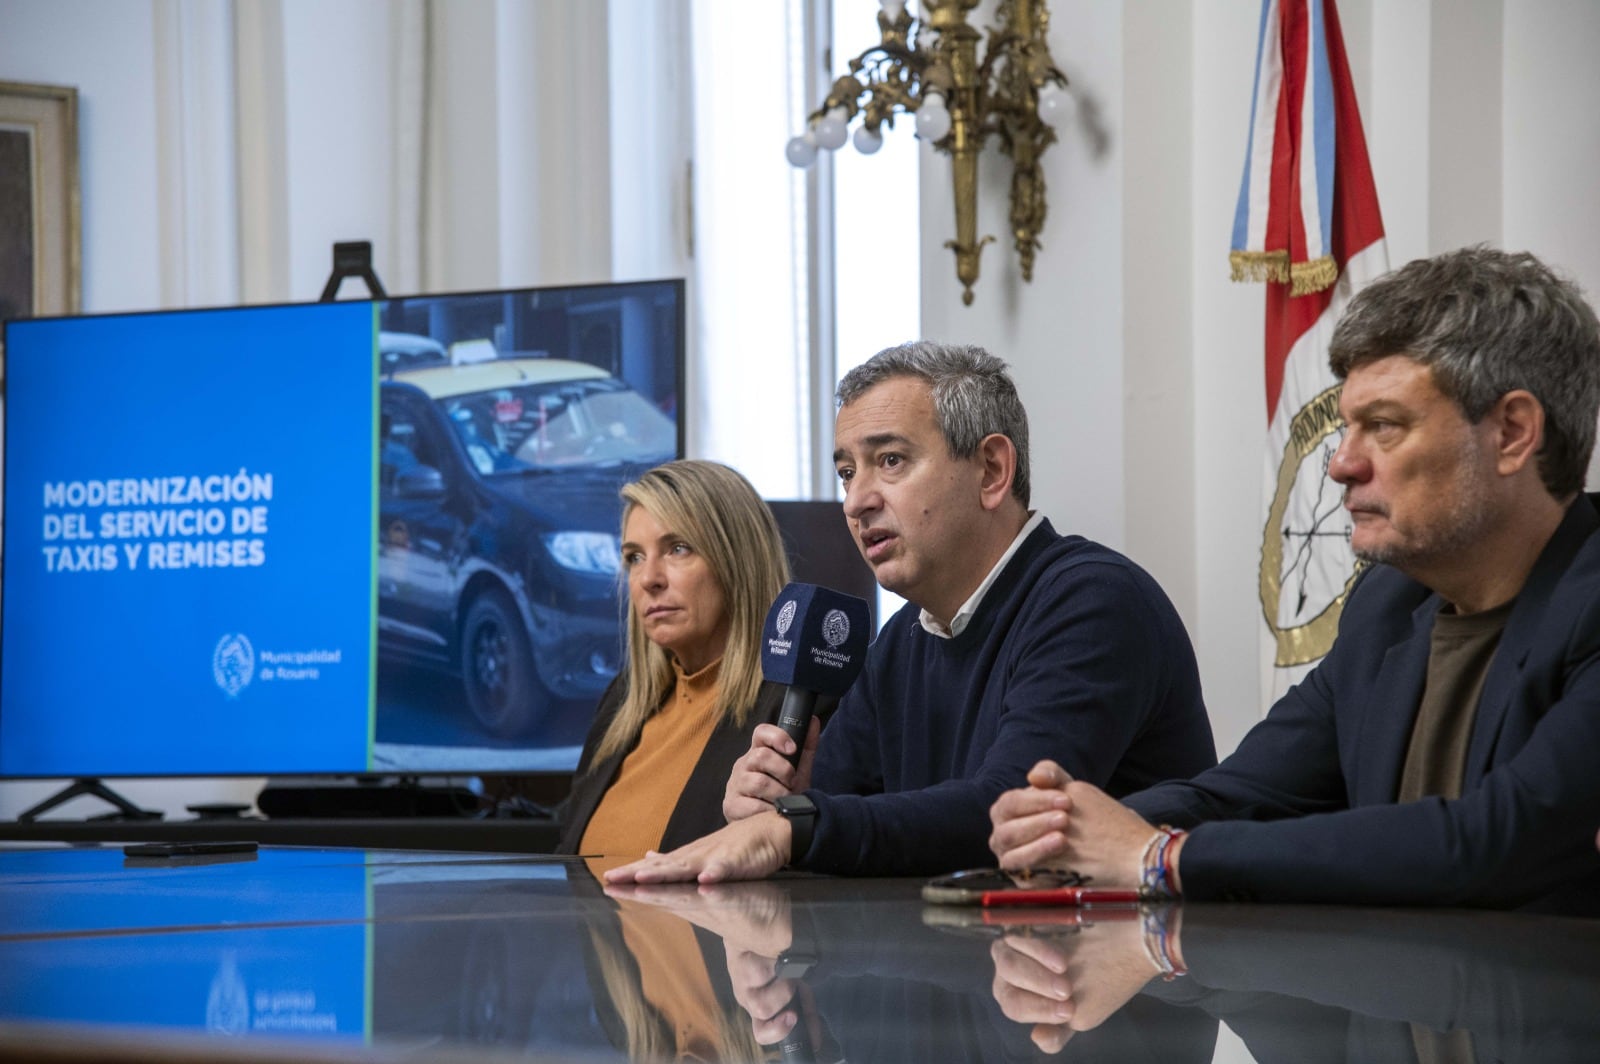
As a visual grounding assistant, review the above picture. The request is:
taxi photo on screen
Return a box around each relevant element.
[371,281,683,773]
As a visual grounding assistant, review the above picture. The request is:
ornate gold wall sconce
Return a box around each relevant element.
[787,0,1072,305]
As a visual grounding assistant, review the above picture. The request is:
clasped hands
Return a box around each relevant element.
[986,905,1184,1053]
[985,760,1192,1052]
[988,759,1180,893]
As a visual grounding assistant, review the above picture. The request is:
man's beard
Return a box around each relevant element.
[1350,441,1495,572]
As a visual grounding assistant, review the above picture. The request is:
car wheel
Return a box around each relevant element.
[460,589,539,738]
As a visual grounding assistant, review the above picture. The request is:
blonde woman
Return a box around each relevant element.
[558,460,821,858]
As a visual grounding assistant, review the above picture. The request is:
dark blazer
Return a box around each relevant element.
[556,676,833,855]
[1126,494,1600,910]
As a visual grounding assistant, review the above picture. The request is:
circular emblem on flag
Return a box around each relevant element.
[821,609,850,648]
[213,633,255,697]
[776,600,798,637]
[1259,383,1365,667]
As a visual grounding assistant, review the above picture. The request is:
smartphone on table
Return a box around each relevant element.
[922,867,1142,907]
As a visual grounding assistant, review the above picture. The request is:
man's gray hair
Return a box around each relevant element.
[1329,246,1600,497]
[836,340,1031,506]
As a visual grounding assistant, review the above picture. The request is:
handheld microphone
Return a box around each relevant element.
[760,583,872,764]
[775,981,845,1064]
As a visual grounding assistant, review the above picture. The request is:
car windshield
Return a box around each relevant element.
[439,377,675,475]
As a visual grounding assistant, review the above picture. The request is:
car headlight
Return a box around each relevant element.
[543,531,620,575]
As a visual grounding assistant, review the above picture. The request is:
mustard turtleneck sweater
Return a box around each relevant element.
[579,657,724,859]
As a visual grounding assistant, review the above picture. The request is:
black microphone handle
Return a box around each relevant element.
[777,984,845,1064]
[776,687,818,766]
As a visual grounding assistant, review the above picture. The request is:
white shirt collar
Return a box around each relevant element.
[919,512,1044,639]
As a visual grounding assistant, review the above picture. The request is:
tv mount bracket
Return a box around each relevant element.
[318,241,388,302]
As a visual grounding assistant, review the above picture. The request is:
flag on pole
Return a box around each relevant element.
[1230,0,1389,708]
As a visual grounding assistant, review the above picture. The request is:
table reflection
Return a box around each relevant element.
[962,899,1600,1063]
[1,847,1596,1063]
[607,878,1215,1063]
[0,847,370,1040]
[1170,905,1600,1063]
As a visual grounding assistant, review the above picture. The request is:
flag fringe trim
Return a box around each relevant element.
[1230,250,1339,296]
[1230,249,1291,284]
[1290,255,1338,296]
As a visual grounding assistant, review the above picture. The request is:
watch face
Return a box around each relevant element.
[776,795,815,816]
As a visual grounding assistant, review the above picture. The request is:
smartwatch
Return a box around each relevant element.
[774,793,817,865]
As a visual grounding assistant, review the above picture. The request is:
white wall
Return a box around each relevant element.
[1503,0,1600,296]
[0,0,166,314]
[3,0,1599,815]
[921,2,1130,554]
[1187,0,1269,757]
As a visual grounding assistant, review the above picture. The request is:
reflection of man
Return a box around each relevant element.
[991,247,1600,910]
[610,880,1215,1062]
[989,903,1600,1062]
[985,906,1185,1053]
[607,341,1215,884]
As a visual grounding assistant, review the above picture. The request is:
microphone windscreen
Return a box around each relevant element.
[760,582,872,695]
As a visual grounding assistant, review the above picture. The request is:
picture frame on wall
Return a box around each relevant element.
[1,80,82,376]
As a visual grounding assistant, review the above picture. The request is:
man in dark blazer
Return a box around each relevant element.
[990,246,1600,911]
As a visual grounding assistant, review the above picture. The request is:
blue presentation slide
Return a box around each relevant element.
[0,303,377,775]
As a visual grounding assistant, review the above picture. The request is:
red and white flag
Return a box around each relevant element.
[1230,0,1388,707]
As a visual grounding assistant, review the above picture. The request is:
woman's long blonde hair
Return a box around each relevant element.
[593,460,789,762]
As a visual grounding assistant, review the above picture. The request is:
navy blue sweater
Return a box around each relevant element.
[803,519,1216,876]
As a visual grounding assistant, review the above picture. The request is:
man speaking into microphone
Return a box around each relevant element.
[606,342,1215,883]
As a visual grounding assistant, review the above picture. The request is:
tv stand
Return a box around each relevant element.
[256,776,481,819]
[18,778,163,823]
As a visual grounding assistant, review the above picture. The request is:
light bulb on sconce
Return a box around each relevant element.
[914,92,951,142]
[813,107,850,151]
[785,132,819,168]
[1036,81,1074,125]
[853,125,884,155]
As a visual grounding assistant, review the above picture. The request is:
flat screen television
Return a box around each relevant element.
[0,279,685,793]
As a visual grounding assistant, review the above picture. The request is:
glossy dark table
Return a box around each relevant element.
[0,845,1595,1063]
